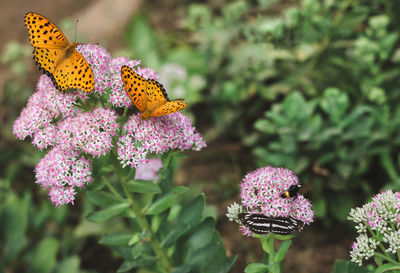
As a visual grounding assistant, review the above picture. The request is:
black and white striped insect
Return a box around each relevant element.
[238,213,304,235]
[280,184,300,200]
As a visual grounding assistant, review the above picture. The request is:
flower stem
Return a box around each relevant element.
[101,175,123,199]
[120,178,172,272]
[260,235,281,273]
[109,153,172,272]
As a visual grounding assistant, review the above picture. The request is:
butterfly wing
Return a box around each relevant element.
[50,49,94,92]
[121,66,147,112]
[145,79,168,111]
[238,213,303,235]
[24,12,69,48]
[149,99,188,118]
[33,47,64,75]
[66,50,95,92]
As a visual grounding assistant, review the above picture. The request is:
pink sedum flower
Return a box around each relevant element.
[227,166,314,237]
[76,44,112,95]
[14,43,206,206]
[117,112,206,168]
[35,146,92,206]
[134,158,163,181]
[32,124,57,150]
[109,57,141,107]
[56,108,118,157]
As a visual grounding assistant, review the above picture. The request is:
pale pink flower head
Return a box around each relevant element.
[76,44,112,95]
[134,158,163,181]
[117,112,206,168]
[13,75,78,141]
[56,108,119,157]
[35,146,92,206]
[226,166,314,237]
[109,57,141,107]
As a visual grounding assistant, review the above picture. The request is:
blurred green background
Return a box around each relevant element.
[2,0,400,272]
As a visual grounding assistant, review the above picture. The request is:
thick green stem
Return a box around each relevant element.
[102,175,123,199]
[260,235,280,273]
[120,178,172,272]
[109,154,172,272]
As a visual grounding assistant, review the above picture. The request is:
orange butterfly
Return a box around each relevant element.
[24,12,94,92]
[121,65,187,120]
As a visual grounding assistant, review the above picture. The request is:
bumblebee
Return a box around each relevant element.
[280,184,299,200]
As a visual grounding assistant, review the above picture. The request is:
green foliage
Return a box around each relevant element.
[182,0,400,222]
[84,151,236,273]
[332,260,374,273]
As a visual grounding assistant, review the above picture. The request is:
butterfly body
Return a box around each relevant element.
[238,213,303,235]
[121,65,187,119]
[24,12,94,92]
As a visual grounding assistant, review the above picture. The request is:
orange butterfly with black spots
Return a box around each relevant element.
[121,65,187,120]
[24,12,94,92]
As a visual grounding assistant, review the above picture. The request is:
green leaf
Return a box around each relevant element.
[29,237,59,273]
[117,255,157,272]
[161,195,205,248]
[146,186,188,215]
[99,234,132,246]
[182,232,236,273]
[185,217,215,251]
[131,242,144,259]
[55,256,80,273]
[244,263,269,273]
[376,263,400,273]
[0,194,28,264]
[275,240,292,262]
[171,264,192,273]
[332,260,374,273]
[86,202,130,222]
[126,179,161,194]
[86,190,124,208]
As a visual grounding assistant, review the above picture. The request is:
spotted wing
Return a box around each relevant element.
[24,12,69,48]
[49,49,93,92]
[150,99,187,118]
[65,50,94,92]
[145,79,169,111]
[33,47,63,76]
[238,213,303,235]
[121,66,147,112]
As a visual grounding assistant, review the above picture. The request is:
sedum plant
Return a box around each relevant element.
[227,166,313,272]
[12,43,236,273]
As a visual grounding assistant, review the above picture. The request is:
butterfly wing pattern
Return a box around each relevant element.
[121,65,187,119]
[24,12,94,92]
[238,213,304,235]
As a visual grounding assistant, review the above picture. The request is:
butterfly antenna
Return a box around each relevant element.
[75,19,79,42]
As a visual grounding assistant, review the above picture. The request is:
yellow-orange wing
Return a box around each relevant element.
[150,99,188,118]
[24,12,69,48]
[121,65,187,118]
[121,65,148,112]
[52,50,95,92]
[145,79,168,110]
[24,12,94,92]
[145,79,187,117]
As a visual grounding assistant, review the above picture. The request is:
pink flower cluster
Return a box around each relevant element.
[117,112,206,168]
[35,146,92,206]
[14,44,205,206]
[134,158,163,181]
[227,166,314,236]
[57,108,118,157]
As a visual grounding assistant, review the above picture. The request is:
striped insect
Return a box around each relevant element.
[238,213,304,235]
[280,184,300,200]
